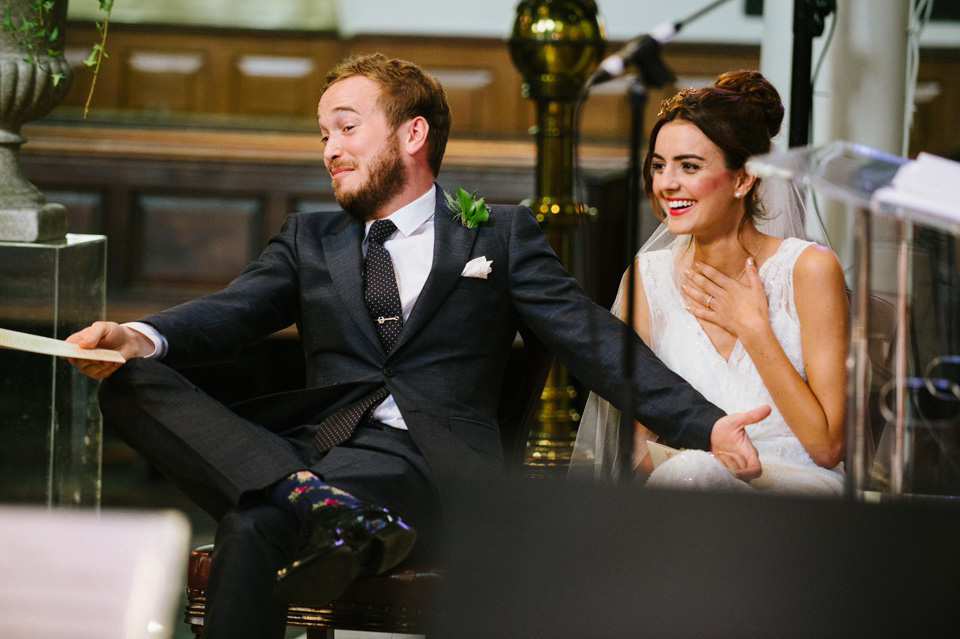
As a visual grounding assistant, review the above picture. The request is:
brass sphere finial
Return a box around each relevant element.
[509,0,605,101]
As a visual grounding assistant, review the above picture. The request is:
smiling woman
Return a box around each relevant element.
[649,120,756,248]
[571,70,850,494]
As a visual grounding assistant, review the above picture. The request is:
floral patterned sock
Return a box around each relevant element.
[268,471,363,522]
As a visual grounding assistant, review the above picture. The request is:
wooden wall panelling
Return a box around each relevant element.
[62,25,345,120]
[104,177,137,293]
[432,67,497,134]
[57,24,960,160]
[234,54,318,117]
[133,193,262,289]
[264,192,297,242]
[911,49,960,160]
[58,24,767,143]
[222,33,342,118]
[123,50,208,113]
[19,151,316,304]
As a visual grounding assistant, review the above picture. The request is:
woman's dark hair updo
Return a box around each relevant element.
[643,70,785,223]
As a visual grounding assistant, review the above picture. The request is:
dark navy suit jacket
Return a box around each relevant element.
[141,196,725,504]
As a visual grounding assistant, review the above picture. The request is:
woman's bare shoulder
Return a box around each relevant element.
[793,244,847,312]
[794,243,843,282]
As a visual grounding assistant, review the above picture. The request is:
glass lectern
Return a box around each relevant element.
[749,142,960,499]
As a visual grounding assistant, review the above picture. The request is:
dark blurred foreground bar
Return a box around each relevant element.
[432,479,960,639]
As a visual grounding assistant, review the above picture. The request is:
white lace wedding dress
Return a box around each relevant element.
[635,237,844,494]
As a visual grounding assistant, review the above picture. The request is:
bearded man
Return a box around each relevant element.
[67,54,767,639]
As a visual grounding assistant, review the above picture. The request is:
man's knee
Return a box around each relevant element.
[98,357,164,400]
[215,504,300,560]
[97,358,188,428]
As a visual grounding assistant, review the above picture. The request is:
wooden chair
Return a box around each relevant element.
[184,329,552,638]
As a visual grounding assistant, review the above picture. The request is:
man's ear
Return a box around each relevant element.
[401,116,429,157]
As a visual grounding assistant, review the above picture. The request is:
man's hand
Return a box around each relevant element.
[710,405,771,481]
[65,321,154,379]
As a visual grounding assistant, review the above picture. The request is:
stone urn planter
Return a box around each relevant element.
[0,0,73,242]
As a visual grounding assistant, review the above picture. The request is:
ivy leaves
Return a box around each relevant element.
[2,1,65,85]
[1,0,116,115]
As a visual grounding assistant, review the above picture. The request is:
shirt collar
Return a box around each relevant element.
[365,184,436,239]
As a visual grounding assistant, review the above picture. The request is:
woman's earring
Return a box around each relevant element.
[735,190,742,198]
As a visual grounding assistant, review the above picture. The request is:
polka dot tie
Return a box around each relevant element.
[313,386,389,452]
[312,219,402,452]
[364,219,404,352]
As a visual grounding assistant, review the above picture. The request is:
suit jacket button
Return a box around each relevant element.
[383,366,395,377]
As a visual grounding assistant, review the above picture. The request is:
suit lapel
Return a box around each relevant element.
[321,216,384,353]
[394,197,478,352]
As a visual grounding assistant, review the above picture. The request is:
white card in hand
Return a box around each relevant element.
[0,327,125,363]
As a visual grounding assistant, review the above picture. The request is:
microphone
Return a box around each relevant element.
[584,0,735,88]
[586,21,677,88]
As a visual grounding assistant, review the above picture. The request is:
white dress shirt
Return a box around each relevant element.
[126,184,438,431]
[361,186,436,429]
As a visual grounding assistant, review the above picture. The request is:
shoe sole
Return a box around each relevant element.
[275,545,359,608]
[371,520,418,574]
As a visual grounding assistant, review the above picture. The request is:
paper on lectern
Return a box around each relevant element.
[0,327,125,363]
[872,152,960,227]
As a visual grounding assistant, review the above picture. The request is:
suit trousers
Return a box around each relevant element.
[98,358,442,639]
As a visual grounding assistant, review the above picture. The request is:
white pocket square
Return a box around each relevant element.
[460,256,493,279]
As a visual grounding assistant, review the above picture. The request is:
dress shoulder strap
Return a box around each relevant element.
[761,237,816,317]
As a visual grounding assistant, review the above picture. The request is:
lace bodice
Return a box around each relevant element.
[639,237,831,470]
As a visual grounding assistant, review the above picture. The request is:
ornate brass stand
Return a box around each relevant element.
[509,0,605,471]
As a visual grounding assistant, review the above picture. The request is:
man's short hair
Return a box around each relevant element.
[323,53,452,177]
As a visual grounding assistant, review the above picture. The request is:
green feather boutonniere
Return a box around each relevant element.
[444,187,491,229]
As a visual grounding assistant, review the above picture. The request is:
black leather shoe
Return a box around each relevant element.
[274,504,417,607]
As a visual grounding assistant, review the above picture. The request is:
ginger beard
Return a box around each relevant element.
[331,131,408,221]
